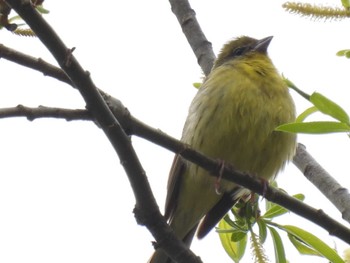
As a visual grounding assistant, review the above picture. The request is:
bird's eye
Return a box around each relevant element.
[232,46,247,57]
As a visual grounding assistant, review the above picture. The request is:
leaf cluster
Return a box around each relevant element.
[217,188,344,262]
[277,78,350,135]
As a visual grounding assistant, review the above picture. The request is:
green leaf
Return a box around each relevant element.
[292,193,305,202]
[288,233,321,256]
[263,194,304,219]
[276,121,350,134]
[310,92,350,124]
[222,214,238,228]
[257,219,267,243]
[192,82,201,89]
[8,15,23,23]
[268,226,287,263]
[336,49,350,58]
[218,218,247,263]
[336,50,344,56]
[280,225,344,263]
[262,204,288,219]
[221,214,247,231]
[216,228,247,242]
[231,230,248,242]
[336,49,350,57]
[36,5,50,14]
[295,106,318,122]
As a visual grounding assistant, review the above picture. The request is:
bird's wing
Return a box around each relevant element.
[164,154,186,221]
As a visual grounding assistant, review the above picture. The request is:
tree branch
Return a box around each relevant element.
[169,0,215,76]
[294,144,350,222]
[2,1,350,261]
[0,105,90,121]
[2,34,350,246]
[0,43,71,85]
[3,1,200,263]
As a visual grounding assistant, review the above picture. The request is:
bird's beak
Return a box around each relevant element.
[253,36,273,53]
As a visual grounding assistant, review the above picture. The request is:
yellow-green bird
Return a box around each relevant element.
[149,36,296,263]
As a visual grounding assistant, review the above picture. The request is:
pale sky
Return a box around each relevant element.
[0,0,350,262]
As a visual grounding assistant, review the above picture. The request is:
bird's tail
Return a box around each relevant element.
[197,187,246,238]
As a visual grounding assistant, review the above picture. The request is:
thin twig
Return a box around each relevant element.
[0,105,90,121]
[0,43,71,85]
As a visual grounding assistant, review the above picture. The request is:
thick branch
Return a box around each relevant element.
[2,0,198,262]
[3,1,199,263]
[169,0,215,76]
[294,144,350,222]
[130,118,350,243]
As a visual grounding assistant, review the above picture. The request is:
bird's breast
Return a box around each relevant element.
[182,64,296,185]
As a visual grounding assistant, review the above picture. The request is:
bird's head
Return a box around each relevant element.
[213,36,273,69]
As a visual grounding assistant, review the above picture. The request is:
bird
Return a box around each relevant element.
[149,36,296,263]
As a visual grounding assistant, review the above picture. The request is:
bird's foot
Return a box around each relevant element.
[214,160,226,195]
